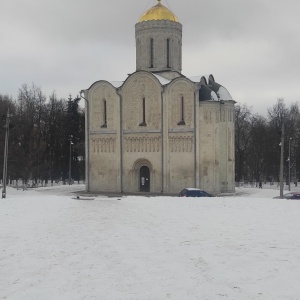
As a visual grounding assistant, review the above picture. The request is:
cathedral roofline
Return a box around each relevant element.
[122,70,167,88]
[85,79,124,92]
[83,72,234,102]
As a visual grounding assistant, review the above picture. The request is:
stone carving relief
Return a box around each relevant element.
[124,136,160,152]
[92,137,116,153]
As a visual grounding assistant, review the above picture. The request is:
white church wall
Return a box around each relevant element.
[168,134,195,193]
[89,146,121,192]
[226,104,235,192]
[89,82,120,130]
[218,102,235,193]
[165,78,196,193]
[122,72,162,131]
[198,104,221,195]
[88,82,121,192]
[166,79,195,129]
[121,72,163,193]
[198,101,235,194]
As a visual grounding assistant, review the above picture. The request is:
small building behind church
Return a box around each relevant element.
[81,0,235,195]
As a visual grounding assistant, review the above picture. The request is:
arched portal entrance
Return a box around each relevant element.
[132,159,153,193]
[139,166,150,192]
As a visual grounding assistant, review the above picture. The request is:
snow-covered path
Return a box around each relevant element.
[1,186,300,299]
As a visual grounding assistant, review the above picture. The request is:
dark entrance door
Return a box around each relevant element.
[139,166,150,192]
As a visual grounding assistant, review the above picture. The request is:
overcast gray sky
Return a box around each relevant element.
[1,0,299,114]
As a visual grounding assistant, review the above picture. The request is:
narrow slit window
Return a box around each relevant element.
[167,38,170,68]
[101,99,107,128]
[177,96,185,125]
[139,97,147,126]
[150,38,154,68]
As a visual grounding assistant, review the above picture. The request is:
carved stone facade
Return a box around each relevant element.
[81,0,235,195]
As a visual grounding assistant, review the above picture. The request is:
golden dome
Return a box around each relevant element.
[138,0,179,23]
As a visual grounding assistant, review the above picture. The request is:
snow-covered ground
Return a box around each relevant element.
[1,185,300,300]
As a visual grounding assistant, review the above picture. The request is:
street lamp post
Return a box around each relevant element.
[2,110,11,199]
[69,135,73,185]
[288,137,292,191]
[279,123,284,199]
[80,90,90,192]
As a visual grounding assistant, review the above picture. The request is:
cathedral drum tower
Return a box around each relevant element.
[135,0,182,74]
[81,0,236,195]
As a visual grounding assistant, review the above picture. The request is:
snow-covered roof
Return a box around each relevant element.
[211,91,219,101]
[189,74,233,101]
[218,86,233,101]
[151,73,171,85]
[210,81,233,101]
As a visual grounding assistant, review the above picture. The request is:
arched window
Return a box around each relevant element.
[139,97,147,126]
[167,38,171,68]
[101,99,107,128]
[150,38,154,68]
[177,95,185,125]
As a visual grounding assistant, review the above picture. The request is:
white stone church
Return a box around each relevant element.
[81,0,235,195]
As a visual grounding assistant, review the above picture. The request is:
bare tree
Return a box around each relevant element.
[235,104,252,182]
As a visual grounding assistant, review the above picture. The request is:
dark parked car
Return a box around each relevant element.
[179,188,213,197]
[274,192,300,200]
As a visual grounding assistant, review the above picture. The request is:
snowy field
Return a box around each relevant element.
[1,185,300,300]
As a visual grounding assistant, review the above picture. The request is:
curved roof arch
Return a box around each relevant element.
[121,70,164,94]
[164,75,196,92]
[87,79,123,92]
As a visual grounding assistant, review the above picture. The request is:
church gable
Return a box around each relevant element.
[89,81,120,131]
[166,78,195,129]
[122,72,162,131]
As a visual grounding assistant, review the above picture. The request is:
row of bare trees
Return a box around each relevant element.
[0,84,85,185]
[1,84,298,185]
[235,98,300,184]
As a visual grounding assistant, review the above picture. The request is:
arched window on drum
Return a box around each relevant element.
[101,99,107,128]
